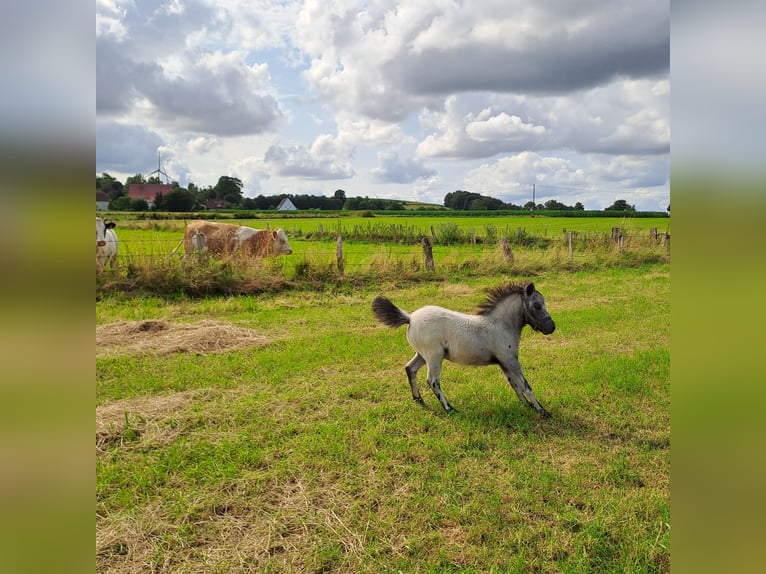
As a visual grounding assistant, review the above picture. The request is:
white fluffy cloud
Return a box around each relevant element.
[264,142,354,180]
[372,152,437,184]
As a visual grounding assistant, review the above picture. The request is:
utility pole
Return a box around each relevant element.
[532,183,535,210]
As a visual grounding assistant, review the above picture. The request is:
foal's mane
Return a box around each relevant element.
[476,282,529,315]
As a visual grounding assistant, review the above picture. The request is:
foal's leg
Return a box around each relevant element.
[425,359,454,412]
[405,353,426,404]
[499,360,550,417]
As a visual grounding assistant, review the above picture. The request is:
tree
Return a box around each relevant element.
[98,173,125,199]
[126,174,146,186]
[131,198,150,211]
[109,196,132,211]
[605,199,635,211]
[524,201,536,210]
[160,188,196,212]
[574,202,585,211]
[445,190,481,210]
[470,196,505,210]
[544,199,567,210]
[213,176,244,205]
[334,189,346,201]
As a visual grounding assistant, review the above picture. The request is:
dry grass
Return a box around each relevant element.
[96,390,202,454]
[96,319,269,357]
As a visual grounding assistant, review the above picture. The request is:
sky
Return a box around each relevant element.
[96,0,670,211]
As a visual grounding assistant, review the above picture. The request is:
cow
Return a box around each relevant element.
[96,217,119,271]
[172,220,293,258]
[188,228,208,253]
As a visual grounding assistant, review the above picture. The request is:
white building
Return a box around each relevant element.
[96,191,110,211]
[276,197,297,211]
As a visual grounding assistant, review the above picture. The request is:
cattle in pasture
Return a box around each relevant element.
[172,220,293,258]
[189,228,208,253]
[96,217,118,271]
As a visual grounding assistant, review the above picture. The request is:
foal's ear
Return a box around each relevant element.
[525,282,536,296]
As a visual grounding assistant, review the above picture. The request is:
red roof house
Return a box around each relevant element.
[127,184,173,208]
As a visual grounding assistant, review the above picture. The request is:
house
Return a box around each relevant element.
[276,197,297,211]
[96,190,110,211]
[127,183,173,208]
[206,198,226,210]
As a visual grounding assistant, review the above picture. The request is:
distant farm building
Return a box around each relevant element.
[127,184,173,209]
[96,191,110,211]
[277,197,297,211]
[206,198,226,210]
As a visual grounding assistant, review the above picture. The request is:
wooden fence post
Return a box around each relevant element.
[618,233,625,254]
[336,235,344,276]
[650,228,658,242]
[611,227,620,242]
[422,236,435,271]
[499,237,514,264]
[663,232,670,249]
[568,232,574,262]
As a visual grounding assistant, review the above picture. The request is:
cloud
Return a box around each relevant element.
[298,0,668,119]
[588,154,669,189]
[463,151,587,201]
[466,112,546,142]
[186,136,218,154]
[264,142,354,179]
[95,122,164,174]
[462,150,669,209]
[417,77,669,159]
[372,152,437,184]
[96,1,285,136]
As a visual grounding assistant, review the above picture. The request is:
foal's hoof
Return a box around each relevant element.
[413,397,426,407]
[538,408,551,418]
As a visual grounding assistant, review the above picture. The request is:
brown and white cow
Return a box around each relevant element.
[96,217,119,271]
[174,220,293,258]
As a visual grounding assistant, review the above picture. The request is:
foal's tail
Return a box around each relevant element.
[371,295,410,328]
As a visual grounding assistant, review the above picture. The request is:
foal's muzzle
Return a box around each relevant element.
[531,315,555,335]
[539,319,556,335]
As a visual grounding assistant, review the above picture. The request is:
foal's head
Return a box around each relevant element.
[479,282,556,335]
[520,282,556,335]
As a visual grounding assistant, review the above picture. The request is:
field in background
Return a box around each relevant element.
[96,262,670,572]
[98,215,669,297]
[108,214,669,251]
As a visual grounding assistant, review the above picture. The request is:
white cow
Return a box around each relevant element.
[96,217,119,271]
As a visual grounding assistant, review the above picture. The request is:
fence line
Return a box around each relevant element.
[101,230,669,278]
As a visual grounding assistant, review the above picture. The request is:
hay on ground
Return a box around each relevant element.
[96,391,200,453]
[96,319,269,357]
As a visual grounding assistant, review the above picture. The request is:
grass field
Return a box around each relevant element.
[98,214,669,299]
[96,260,670,572]
[107,214,669,255]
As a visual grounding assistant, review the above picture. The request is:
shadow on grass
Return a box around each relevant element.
[411,395,601,442]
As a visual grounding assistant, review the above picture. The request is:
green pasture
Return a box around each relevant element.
[96,263,670,572]
[109,214,668,242]
[107,214,669,278]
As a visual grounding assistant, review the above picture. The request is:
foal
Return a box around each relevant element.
[371,282,555,416]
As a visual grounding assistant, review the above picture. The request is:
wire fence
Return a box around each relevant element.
[100,229,669,270]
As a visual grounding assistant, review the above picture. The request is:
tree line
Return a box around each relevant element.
[97,173,407,212]
[97,173,639,213]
